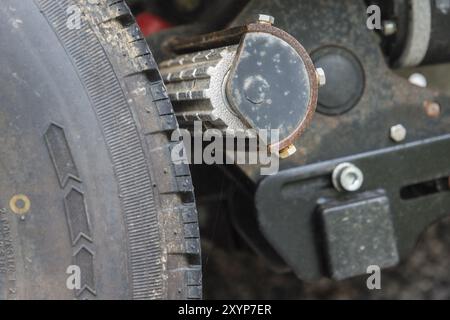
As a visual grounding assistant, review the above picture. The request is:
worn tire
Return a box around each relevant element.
[0,0,201,299]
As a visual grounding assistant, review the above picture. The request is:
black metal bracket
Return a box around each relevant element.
[256,134,450,280]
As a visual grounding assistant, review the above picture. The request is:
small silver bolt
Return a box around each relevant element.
[332,162,364,192]
[390,124,407,142]
[382,20,397,36]
[257,14,275,25]
[316,68,326,87]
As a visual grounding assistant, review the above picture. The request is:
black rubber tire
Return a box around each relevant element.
[0,0,201,299]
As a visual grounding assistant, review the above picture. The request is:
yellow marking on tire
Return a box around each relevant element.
[9,194,31,215]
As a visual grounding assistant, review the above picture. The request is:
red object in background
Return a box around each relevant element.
[136,12,172,37]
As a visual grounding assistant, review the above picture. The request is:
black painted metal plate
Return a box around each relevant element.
[256,134,450,280]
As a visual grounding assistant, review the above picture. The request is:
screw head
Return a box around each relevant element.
[382,20,397,36]
[316,68,326,87]
[390,124,407,142]
[257,14,275,25]
[332,162,364,192]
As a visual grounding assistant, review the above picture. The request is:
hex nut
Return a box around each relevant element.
[278,144,297,159]
[257,14,275,25]
[332,162,364,192]
[424,101,441,118]
[390,124,407,142]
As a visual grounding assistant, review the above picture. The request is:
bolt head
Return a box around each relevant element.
[332,162,364,192]
[424,101,441,118]
[316,68,326,87]
[382,20,397,36]
[409,73,427,88]
[390,124,407,142]
[257,14,275,25]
